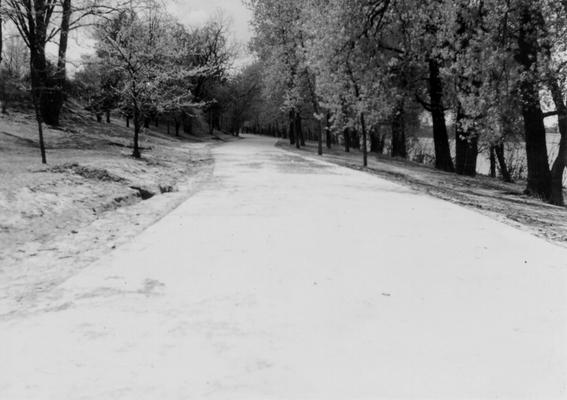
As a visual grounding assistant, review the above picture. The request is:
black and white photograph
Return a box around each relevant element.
[1,0,566,398]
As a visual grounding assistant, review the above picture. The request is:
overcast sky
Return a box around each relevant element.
[168,0,253,44]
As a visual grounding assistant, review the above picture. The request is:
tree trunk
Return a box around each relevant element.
[29,42,51,128]
[464,136,479,176]
[175,118,180,137]
[32,85,47,164]
[455,104,478,176]
[318,120,323,156]
[297,115,305,147]
[455,106,467,174]
[551,131,567,206]
[494,142,512,183]
[453,4,483,177]
[133,108,141,159]
[344,128,350,152]
[361,112,368,167]
[489,146,496,178]
[289,110,295,145]
[183,114,193,135]
[9,1,58,126]
[370,129,380,153]
[326,113,332,149]
[391,100,407,158]
[428,59,454,172]
[48,0,71,127]
[208,109,214,135]
[516,5,552,200]
[351,130,360,149]
[548,77,567,205]
[126,117,130,128]
[96,113,102,123]
[106,110,110,123]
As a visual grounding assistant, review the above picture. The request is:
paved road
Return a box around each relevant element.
[2,135,567,399]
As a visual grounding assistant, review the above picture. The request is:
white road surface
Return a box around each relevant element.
[1,135,567,399]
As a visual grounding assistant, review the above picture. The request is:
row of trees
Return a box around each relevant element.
[245,0,567,206]
[0,0,234,162]
[0,0,132,162]
[76,4,233,157]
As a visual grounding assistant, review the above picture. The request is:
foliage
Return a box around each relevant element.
[246,0,567,205]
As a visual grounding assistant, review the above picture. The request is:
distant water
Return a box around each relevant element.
[406,135,566,185]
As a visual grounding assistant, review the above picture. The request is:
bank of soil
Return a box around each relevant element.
[278,140,567,248]
[0,111,228,316]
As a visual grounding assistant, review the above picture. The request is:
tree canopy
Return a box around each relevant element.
[245,0,567,205]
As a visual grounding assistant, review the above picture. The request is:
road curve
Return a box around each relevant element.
[1,135,566,399]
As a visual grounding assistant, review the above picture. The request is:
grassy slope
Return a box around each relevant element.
[277,140,567,248]
[0,109,234,315]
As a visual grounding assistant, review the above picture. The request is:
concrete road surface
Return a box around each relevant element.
[1,135,566,399]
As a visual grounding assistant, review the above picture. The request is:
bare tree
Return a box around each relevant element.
[1,0,126,163]
[3,0,125,127]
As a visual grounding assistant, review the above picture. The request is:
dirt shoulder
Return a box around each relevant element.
[0,112,231,316]
[277,140,567,248]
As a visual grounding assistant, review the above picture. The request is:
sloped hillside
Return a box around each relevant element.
[0,109,233,314]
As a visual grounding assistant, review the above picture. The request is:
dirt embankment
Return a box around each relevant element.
[0,111,232,315]
[278,140,567,248]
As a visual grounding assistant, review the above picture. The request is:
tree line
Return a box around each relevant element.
[243,0,567,206]
[0,0,238,161]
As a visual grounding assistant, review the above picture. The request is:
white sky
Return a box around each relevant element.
[167,0,253,44]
